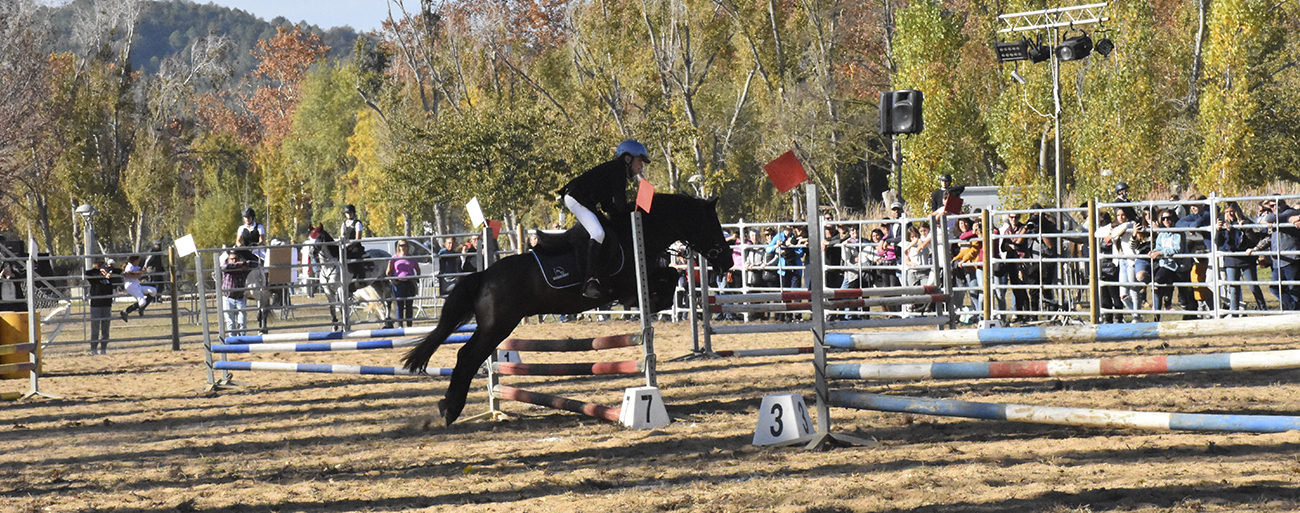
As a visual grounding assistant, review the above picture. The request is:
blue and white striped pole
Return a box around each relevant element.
[831,391,1300,432]
[223,323,475,344]
[825,314,1300,351]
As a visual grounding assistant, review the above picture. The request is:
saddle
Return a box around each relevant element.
[531,226,625,289]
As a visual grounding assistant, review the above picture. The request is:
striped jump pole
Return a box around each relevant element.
[492,360,643,376]
[829,390,1300,432]
[213,361,452,376]
[825,314,1300,351]
[485,332,645,424]
[498,334,641,352]
[715,347,815,358]
[491,385,622,422]
[223,323,476,344]
[710,294,948,314]
[708,285,941,305]
[827,348,1300,380]
[711,315,947,336]
[211,332,472,354]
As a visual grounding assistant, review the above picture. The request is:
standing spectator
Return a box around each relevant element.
[840,226,864,289]
[1149,209,1191,320]
[1026,204,1059,307]
[866,228,900,289]
[0,255,24,313]
[386,240,421,328]
[85,258,120,355]
[437,237,459,294]
[953,218,984,315]
[756,228,781,288]
[1218,202,1267,313]
[929,174,953,212]
[1106,207,1143,322]
[118,255,158,322]
[1094,211,1123,323]
[902,224,933,288]
[221,252,256,335]
[885,202,907,244]
[1177,195,1212,312]
[234,208,265,263]
[823,225,843,287]
[767,224,806,289]
[461,235,481,274]
[786,225,808,288]
[742,230,768,288]
[143,240,168,295]
[1252,200,1300,310]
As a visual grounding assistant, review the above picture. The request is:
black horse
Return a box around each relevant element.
[403,193,734,425]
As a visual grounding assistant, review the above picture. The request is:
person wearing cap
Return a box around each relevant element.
[235,207,265,262]
[929,174,953,212]
[85,258,120,355]
[339,204,367,285]
[557,139,650,299]
[885,202,907,244]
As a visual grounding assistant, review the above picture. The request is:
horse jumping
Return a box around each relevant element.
[403,194,734,425]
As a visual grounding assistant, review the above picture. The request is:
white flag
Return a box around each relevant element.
[175,234,197,257]
[466,197,486,228]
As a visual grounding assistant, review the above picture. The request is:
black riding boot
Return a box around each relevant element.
[582,240,605,299]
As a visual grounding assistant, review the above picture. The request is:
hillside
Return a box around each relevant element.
[45,0,362,77]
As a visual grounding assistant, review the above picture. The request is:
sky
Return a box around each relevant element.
[201,0,392,33]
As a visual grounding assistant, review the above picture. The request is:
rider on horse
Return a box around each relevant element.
[235,207,265,263]
[559,139,649,300]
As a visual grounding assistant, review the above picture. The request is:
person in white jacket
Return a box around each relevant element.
[1105,206,1142,322]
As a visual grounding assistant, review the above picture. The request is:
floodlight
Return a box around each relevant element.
[1028,40,1052,63]
[994,40,1029,62]
[1095,37,1114,57]
[1056,34,1093,61]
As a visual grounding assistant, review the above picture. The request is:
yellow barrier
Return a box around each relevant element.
[0,312,39,380]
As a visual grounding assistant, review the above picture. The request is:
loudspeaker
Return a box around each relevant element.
[879,91,895,135]
[880,90,924,135]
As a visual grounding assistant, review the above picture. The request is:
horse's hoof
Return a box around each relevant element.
[437,399,451,425]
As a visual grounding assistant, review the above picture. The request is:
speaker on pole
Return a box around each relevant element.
[879,90,924,135]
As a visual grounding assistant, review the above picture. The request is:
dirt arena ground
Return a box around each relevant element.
[6,318,1300,512]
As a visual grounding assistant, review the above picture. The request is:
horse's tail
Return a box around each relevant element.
[402,271,482,373]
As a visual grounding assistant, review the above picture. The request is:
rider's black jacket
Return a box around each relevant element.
[558,158,633,218]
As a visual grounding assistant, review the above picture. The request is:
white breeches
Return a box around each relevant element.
[564,194,605,243]
[124,281,156,306]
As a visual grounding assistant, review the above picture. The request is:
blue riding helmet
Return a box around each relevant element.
[616,139,651,162]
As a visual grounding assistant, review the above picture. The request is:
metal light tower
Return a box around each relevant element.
[998,2,1109,208]
[75,204,98,271]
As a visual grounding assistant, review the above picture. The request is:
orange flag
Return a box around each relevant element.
[636,178,655,213]
[487,219,502,239]
[764,151,808,193]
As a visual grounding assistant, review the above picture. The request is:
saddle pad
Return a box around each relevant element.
[532,245,625,290]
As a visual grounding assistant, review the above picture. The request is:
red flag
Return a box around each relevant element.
[487,219,502,239]
[636,178,655,213]
[764,151,808,193]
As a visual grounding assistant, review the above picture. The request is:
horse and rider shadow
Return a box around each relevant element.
[402,193,735,426]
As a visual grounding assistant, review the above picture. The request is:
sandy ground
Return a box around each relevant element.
[6,315,1300,512]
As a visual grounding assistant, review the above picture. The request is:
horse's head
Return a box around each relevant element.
[305,224,338,260]
[645,194,734,276]
[306,224,332,243]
